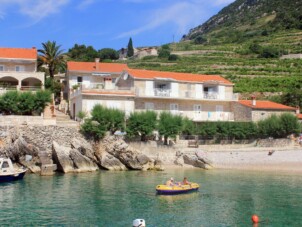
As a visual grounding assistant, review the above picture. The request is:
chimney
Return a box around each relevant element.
[296,106,300,114]
[95,58,100,71]
[251,95,256,106]
[32,47,36,49]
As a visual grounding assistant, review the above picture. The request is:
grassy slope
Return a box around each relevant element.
[125,30,302,98]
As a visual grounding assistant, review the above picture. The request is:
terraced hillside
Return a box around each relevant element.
[127,30,302,100]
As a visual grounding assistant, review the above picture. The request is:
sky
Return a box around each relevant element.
[0,0,235,51]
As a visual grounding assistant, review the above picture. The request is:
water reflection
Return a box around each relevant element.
[157,191,200,203]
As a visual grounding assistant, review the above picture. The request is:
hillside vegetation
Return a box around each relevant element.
[125,0,302,107]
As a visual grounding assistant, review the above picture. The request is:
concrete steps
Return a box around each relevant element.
[55,110,79,128]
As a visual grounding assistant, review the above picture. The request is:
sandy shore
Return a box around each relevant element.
[163,146,302,173]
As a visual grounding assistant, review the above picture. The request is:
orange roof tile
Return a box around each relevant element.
[0,47,37,59]
[239,100,296,110]
[126,68,233,84]
[297,114,302,119]
[67,61,128,73]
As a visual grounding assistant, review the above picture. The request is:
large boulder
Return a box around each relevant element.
[71,138,97,162]
[52,141,74,173]
[100,153,127,171]
[70,148,98,172]
[183,154,207,169]
[5,136,39,161]
[100,135,156,170]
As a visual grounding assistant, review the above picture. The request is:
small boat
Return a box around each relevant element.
[0,158,27,183]
[156,183,199,195]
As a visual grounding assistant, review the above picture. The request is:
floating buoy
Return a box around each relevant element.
[251,215,259,223]
[133,219,146,227]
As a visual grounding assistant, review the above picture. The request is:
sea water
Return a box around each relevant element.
[1,169,302,226]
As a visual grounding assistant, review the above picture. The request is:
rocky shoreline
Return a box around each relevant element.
[0,126,212,175]
[1,126,300,175]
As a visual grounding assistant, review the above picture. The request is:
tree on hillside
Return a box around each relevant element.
[158,44,171,58]
[68,44,98,62]
[38,41,66,78]
[127,38,134,57]
[98,48,119,60]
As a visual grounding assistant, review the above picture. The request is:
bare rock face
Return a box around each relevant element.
[183,152,213,170]
[52,141,74,173]
[101,153,127,171]
[52,141,98,173]
[71,138,97,162]
[70,148,98,172]
[6,136,39,161]
[100,135,156,170]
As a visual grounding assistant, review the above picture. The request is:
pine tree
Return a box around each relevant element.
[127,38,134,57]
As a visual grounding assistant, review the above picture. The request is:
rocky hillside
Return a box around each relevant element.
[183,0,302,42]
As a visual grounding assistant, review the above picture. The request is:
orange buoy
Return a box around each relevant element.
[251,215,259,223]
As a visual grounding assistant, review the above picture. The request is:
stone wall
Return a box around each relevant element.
[233,102,252,121]
[0,125,84,152]
[0,116,56,126]
[252,110,296,122]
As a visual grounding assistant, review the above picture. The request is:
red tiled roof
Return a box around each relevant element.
[239,100,296,110]
[0,47,37,59]
[126,68,233,84]
[297,114,302,119]
[67,61,128,73]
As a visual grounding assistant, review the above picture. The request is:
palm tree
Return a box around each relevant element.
[38,41,66,78]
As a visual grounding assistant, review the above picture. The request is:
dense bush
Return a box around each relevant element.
[98,48,119,60]
[80,105,125,140]
[0,90,51,115]
[158,44,171,58]
[168,54,179,61]
[194,35,207,44]
[195,121,258,140]
[158,112,183,145]
[258,113,301,138]
[126,111,157,141]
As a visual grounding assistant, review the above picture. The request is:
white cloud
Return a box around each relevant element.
[0,0,70,23]
[77,0,96,10]
[116,1,207,39]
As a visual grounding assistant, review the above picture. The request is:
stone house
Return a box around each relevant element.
[233,98,297,122]
[118,47,158,60]
[0,47,44,95]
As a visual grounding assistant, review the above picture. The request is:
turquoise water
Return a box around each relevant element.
[1,169,302,226]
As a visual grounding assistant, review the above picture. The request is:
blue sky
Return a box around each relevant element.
[0,0,235,51]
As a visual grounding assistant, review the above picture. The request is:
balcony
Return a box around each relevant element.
[70,82,134,98]
[154,88,171,97]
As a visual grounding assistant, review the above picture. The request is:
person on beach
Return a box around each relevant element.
[166,177,175,186]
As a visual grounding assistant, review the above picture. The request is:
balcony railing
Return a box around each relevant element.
[204,92,218,100]
[20,86,42,91]
[154,88,171,97]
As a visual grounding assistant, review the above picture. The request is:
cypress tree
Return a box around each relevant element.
[127,37,134,57]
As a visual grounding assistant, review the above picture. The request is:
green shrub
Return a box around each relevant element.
[0,90,51,115]
[181,117,196,135]
[158,112,183,145]
[168,54,179,61]
[126,111,157,141]
[80,119,106,140]
[194,35,207,44]
[90,104,125,134]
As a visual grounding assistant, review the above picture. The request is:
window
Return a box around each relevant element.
[0,65,4,71]
[15,65,24,72]
[77,77,83,83]
[170,103,179,113]
[145,102,154,110]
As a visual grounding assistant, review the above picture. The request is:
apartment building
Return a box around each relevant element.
[67,59,132,119]
[117,68,237,121]
[0,47,44,94]
[68,59,238,121]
